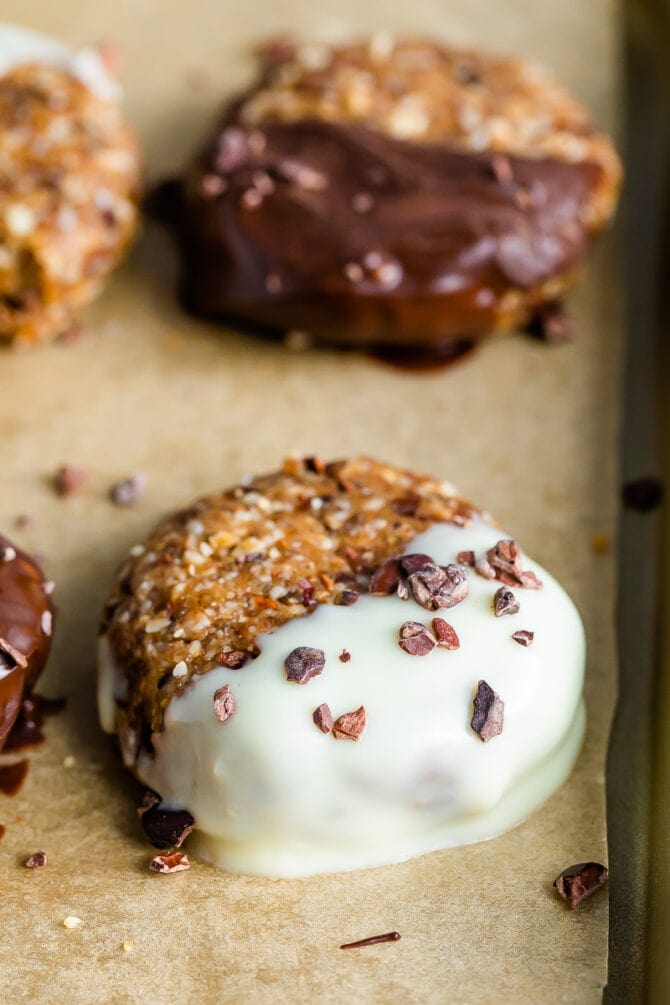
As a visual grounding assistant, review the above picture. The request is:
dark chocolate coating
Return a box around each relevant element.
[0,536,53,749]
[170,117,602,347]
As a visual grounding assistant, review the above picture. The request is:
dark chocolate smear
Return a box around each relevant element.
[0,759,29,797]
[3,693,66,752]
[169,115,601,347]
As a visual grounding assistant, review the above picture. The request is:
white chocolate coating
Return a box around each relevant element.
[99,519,586,878]
[0,24,120,102]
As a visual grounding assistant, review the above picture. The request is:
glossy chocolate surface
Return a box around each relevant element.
[169,116,602,347]
[0,536,53,749]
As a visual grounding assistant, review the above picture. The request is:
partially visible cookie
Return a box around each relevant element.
[165,35,621,349]
[0,25,140,344]
[99,457,586,878]
[0,535,54,748]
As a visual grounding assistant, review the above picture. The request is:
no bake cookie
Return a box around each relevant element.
[99,458,585,877]
[0,25,140,344]
[163,35,621,350]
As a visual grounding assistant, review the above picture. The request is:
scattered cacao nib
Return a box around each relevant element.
[340,931,401,950]
[554,862,608,909]
[275,157,328,191]
[150,852,190,874]
[332,705,366,741]
[454,60,481,84]
[200,173,227,198]
[213,685,237,722]
[297,578,316,606]
[0,637,27,669]
[217,649,249,669]
[526,300,573,344]
[215,127,252,173]
[475,558,496,580]
[493,586,520,618]
[256,34,297,65]
[24,850,47,869]
[352,191,374,214]
[110,472,147,507]
[456,550,475,567]
[432,618,460,650]
[490,154,514,185]
[399,554,434,574]
[511,630,534,647]
[471,680,504,742]
[313,703,334,733]
[137,789,161,818]
[486,539,542,590]
[304,456,326,473]
[285,646,325,684]
[370,558,402,595]
[622,476,664,513]
[397,581,410,601]
[398,621,436,656]
[52,464,89,497]
[340,589,360,606]
[408,562,469,611]
[392,496,420,517]
[140,806,195,849]
[339,649,351,663]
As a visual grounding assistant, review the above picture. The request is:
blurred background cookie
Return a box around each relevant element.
[0,25,140,345]
[162,35,621,353]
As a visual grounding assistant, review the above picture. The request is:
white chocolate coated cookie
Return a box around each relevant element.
[99,519,585,878]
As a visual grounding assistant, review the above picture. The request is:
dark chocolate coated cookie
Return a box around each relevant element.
[164,36,621,350]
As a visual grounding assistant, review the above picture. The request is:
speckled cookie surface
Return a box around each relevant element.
[0,45,140,344]
[101,457,476,739]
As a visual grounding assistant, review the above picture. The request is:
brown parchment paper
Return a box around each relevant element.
[0,2,621,1002]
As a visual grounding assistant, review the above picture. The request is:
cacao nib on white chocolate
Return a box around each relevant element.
[101,457,476,738]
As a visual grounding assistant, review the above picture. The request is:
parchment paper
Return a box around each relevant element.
[0,2,621,1002]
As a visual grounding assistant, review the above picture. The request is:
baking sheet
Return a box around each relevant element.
[605,2,665,1001]
[0,2,620,1002]
[621,2,670,1001]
